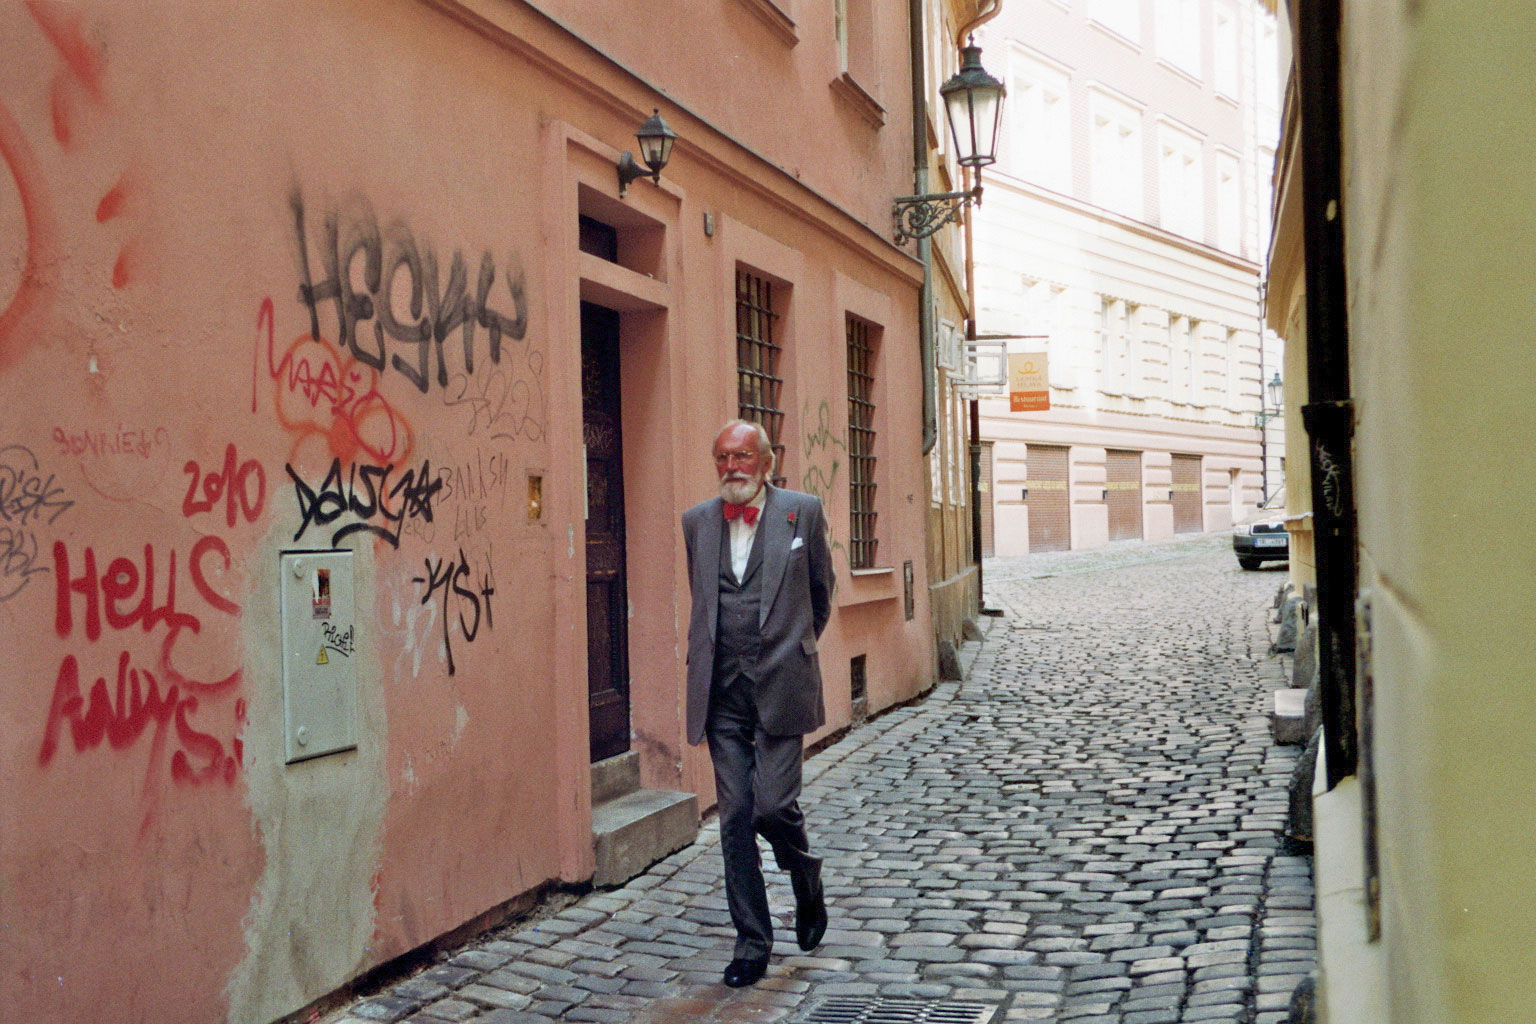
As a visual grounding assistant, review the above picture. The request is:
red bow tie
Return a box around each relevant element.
[723,503,759,526]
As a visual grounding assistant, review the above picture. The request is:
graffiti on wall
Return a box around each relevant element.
[1,2,143,372]
[289,191,539,406]
[799,400,850,564]
[52,425,170,460]
[287,457,443,550]
[39,539,247,787]
[438,447,511,543]
[36,442,264,813]
[441,363,545,444]
[1,443,73,601]
[411,546,494,677]
[184,443,266,529]
[800,399,846,503]
[257,296,416,467]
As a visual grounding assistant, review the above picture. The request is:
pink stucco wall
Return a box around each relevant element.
[2,2,932,1021]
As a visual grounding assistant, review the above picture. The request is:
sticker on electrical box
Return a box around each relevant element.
[312,567,331,619]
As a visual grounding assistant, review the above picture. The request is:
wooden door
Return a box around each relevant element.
[582,302,630,763]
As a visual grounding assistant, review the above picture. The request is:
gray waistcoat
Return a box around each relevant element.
[713,522,765,687]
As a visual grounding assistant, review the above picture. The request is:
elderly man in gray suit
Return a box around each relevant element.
[682,419,833,988]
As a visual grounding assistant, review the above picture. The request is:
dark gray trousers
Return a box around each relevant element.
[706,676,821,960]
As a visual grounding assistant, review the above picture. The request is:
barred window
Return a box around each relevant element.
[735,269,786,486]
[847,315,878,568]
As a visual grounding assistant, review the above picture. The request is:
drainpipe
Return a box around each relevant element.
[964,166,987,615]
[1293,0,1358,788]
[911,0,937,456]
[1258,281,1270,504]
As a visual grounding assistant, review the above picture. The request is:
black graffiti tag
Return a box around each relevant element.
[412,547,494,676]
[0,444,73,528]
[287,458,443,549]
[0,445,73,601]
[290,191,529,395]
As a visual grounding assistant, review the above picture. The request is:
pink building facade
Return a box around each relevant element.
[0,1,946,1020]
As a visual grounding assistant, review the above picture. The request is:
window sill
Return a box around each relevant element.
[729,0,797,45]
[1154,56,1203,87]
[840,565,898,607]
[830,72,885,128]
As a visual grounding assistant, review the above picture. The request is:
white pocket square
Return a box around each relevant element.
[790,537,804,550]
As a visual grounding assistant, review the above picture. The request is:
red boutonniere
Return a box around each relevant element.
[786,511,798,524]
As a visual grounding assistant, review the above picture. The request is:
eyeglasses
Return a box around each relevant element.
[713,450,760,466]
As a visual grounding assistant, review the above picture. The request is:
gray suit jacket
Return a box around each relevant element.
[682,485,834,745]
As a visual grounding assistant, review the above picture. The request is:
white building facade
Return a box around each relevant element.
[972,0,1283,556]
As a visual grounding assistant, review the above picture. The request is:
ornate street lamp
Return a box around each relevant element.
[1255,371,1285,428]
[893,39,1006,244]
[1256,371,1284,502]
[618,109,679,198]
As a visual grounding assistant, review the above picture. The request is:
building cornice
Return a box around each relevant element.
[985,173,1263,275]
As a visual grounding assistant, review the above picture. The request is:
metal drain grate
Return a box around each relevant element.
[791,997,998,1024]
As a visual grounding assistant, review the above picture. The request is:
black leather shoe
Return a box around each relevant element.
[723,957,769,987]
[795,870,828,951]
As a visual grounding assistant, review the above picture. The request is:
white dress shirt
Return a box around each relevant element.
[728,487,768,581]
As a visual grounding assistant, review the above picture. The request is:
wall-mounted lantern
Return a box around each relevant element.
[893,39,1006,243]
[1255,372,1285,428]
[1256,371,1285,503]
[618,109,678,198]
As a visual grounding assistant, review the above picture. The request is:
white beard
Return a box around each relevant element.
[719,472,764,506]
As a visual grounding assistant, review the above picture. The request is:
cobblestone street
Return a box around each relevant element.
[329,535,1314,1024]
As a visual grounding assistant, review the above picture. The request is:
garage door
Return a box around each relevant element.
[1106,449,1142,542]
[1025,444,1070,553]
[980,442,995,557]
[1171,454,1203,534]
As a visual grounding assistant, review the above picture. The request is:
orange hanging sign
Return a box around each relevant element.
[1009,353,1050,412]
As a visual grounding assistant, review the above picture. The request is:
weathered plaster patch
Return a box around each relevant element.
[225,526,388,1024]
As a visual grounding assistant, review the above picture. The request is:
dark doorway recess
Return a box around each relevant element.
[582,301,631,763]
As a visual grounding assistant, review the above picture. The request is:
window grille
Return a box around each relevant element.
[847,315,878,569]
[735,269,785,486]
[850,654,867,702]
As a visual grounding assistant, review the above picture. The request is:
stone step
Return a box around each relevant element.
[591,787,698,888]
[591,750,640,805]
[1272,687,1308,745]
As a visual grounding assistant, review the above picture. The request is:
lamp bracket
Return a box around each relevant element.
[892,185,982,244]
[952,338,1008,397]
[617,151,654,198]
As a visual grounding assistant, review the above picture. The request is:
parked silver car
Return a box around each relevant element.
[1233,487,1288,570]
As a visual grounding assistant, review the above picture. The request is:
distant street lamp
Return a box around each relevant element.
[1256,371,1284,502]
[892,39,1006,243]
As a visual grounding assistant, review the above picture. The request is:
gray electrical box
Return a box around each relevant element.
[279,550,358,763]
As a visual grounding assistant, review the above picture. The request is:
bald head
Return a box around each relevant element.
[713,420,774,504]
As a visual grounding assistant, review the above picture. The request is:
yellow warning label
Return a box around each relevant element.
[316,647,329,665]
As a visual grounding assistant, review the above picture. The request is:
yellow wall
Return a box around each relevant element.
[1342,2,1536,1020]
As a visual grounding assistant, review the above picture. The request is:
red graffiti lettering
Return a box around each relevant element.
[39,652,176,764]
[55,541,197,642]
[39,650,242,789]
[182,443,266,528]
[190,535,240,616]
[257,296,414,466]
[0,99,58,367]
[44,540,244,793]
